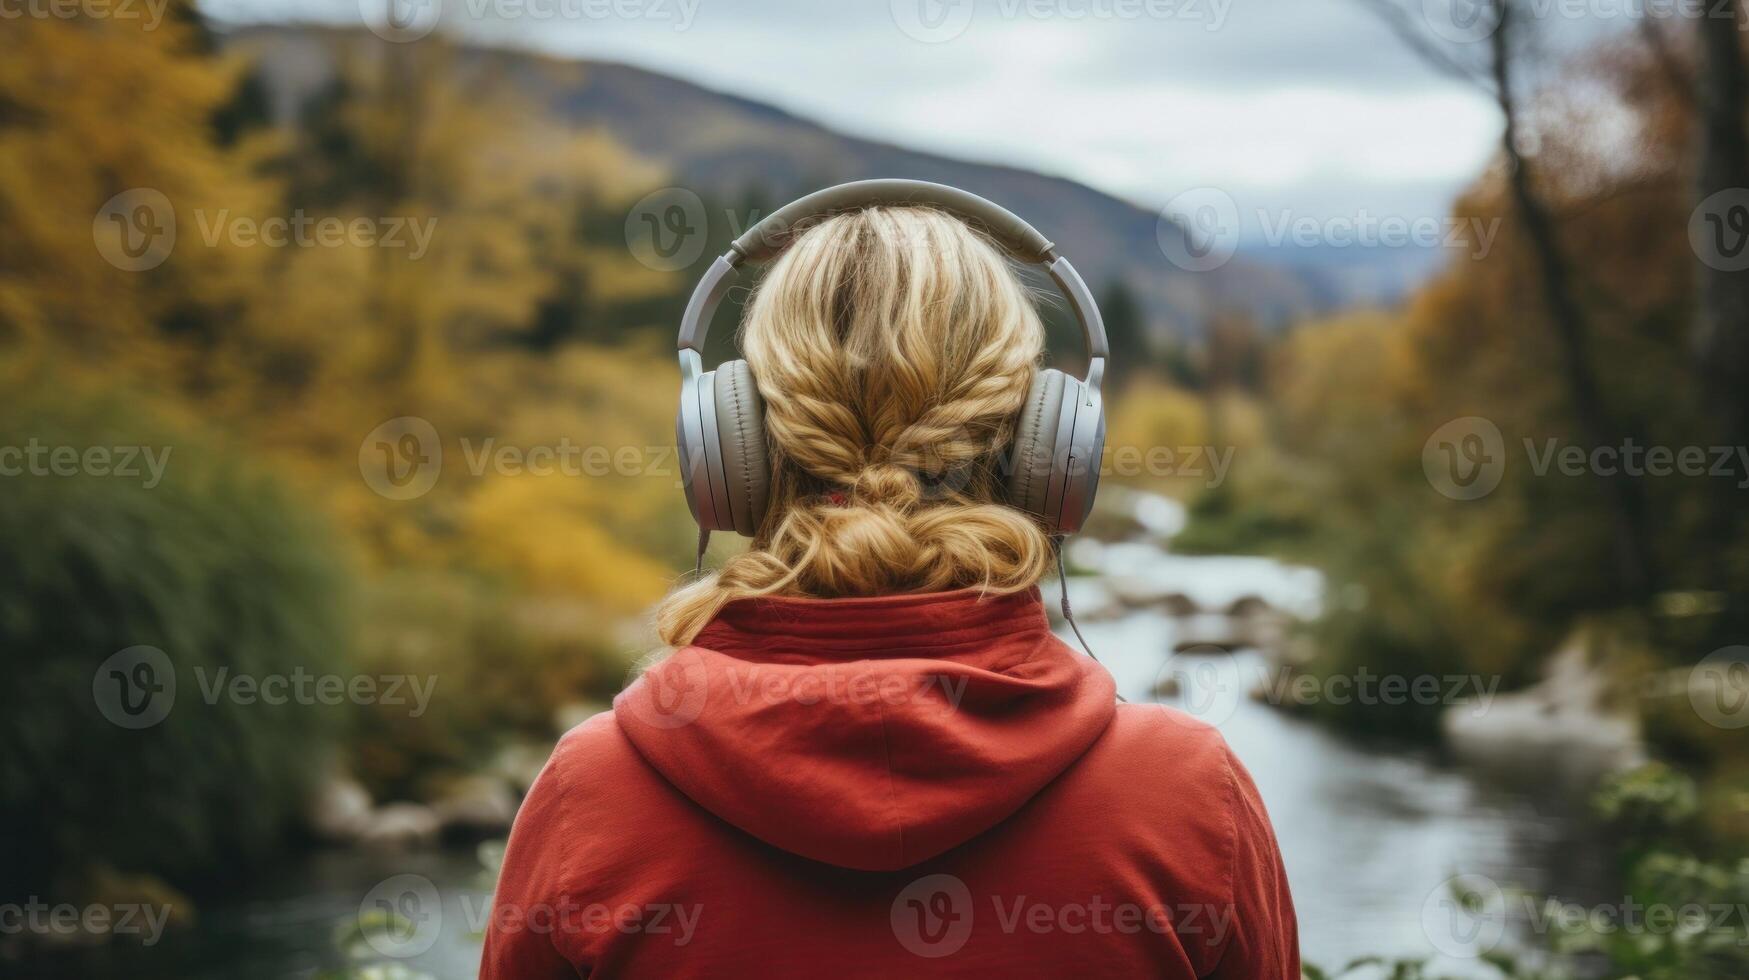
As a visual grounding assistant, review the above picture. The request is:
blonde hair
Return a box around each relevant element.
[655,207,1052,645]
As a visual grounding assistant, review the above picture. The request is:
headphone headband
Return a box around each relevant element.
[676,179,1108,392]
[731,178,1056,264]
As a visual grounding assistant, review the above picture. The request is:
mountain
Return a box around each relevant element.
[222,24,1358,342]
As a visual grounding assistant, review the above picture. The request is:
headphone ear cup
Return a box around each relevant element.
[1056,376,1104,535]
[711,359,770,536]
[676,366,719,531]
[1007,369,1067,530]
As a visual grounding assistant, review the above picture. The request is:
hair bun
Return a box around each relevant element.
[849,462,922,510]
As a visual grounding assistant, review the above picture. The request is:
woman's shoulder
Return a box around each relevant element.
[507,710,707,870]
[539,709,651,792]
[1037,703,1271,908]
[1101,702,1244,776]
[517,710,658,827]
[1058,702,1258,845]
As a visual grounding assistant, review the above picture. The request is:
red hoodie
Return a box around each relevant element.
[480,588,1298,978]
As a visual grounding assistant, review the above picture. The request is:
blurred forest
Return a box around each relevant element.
[1,3,701,897]
[1188,2,1749,778]
[1,2,1746,977]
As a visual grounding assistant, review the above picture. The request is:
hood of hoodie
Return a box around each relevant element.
[614,588,1116,871]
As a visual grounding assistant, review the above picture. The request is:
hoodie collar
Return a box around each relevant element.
[693,587,1052,659]
[615,587,1117,871]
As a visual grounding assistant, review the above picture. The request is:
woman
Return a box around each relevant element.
[481,206,1299,977]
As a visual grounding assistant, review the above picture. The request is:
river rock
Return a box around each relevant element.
[1076,541,1325,621]
[1045,578,1122,624]
[432,775,518,839]
[489,741,555,795]
[1226,596,1289,652]
[357,802,441,851]
[20,866,197,949]
[305,774,372,843]
[1172,612,1248,653]
[1442,633,1645,773]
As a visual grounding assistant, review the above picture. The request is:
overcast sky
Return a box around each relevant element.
[201,0,1523,243]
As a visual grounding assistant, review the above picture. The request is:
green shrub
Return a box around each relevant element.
[1174,482,1316,557]
[0,385,354,895]
[1557,765,1749,980]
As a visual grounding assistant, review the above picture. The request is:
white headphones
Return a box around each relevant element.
[674,179,1109,539]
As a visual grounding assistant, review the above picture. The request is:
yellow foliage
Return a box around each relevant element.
[0,11,272,363]
[1103,380,1220,497]
[460,473,676,613]
[1106,380,1206,453]
[0,18,700,624]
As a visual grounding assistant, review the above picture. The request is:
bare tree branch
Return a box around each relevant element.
[1692,0,1749,409]
[1690,0,1749,635]
[1488,0,1659,603]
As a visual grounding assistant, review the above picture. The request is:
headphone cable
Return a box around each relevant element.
[693,528,712,579]
[1054,537,1125,703]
